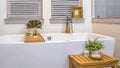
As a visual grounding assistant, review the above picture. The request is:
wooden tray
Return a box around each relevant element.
[24,33,45,42]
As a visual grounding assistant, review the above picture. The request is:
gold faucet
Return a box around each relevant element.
[65,22,71,33]
[65,16,71,33]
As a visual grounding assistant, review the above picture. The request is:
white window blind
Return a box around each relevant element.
[7,0,42,18]
[51,0,80,19]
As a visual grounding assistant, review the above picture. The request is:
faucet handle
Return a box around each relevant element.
[66,16,71,21]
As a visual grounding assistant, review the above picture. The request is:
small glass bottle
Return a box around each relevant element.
[30,29,34,36]
[84,50,89,58]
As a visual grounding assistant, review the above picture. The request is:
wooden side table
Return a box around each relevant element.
[69,53,119,68]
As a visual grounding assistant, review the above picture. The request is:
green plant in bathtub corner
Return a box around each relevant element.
[85,38,104,52]
[26,20,42,35]
[26,20,42,29]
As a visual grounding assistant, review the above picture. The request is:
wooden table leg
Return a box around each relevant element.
[69,59,74,68]
[114,63,118,68]
[112,63,118,68]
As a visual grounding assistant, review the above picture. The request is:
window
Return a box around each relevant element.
[50,0,84,23]
[7,0,42,18]
[94,0,120,18]
[92,0,120,23]
[51,0,80,19]
[6,0,43,24]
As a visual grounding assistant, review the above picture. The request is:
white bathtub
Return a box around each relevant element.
[0,33,115,68]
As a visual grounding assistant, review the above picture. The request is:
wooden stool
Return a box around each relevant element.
[69,53,119,68]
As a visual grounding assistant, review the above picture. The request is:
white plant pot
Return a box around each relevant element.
[91,51,99,55]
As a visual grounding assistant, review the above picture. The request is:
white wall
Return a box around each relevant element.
[0,0,92,35]
[93,0,120,64]
[93,23,120,64]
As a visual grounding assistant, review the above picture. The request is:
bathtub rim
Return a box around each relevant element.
[0,33,115,44]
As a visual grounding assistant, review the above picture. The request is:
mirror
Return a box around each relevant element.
[92,0,120,19]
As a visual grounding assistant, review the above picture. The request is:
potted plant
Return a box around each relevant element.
[85,38,104,55]
[26,20,42,36]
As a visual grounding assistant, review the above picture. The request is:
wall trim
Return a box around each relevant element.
[92,18,120,24]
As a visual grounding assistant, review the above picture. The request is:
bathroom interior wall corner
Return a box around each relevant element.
[93,23,120,64]
[0,0,92,35]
